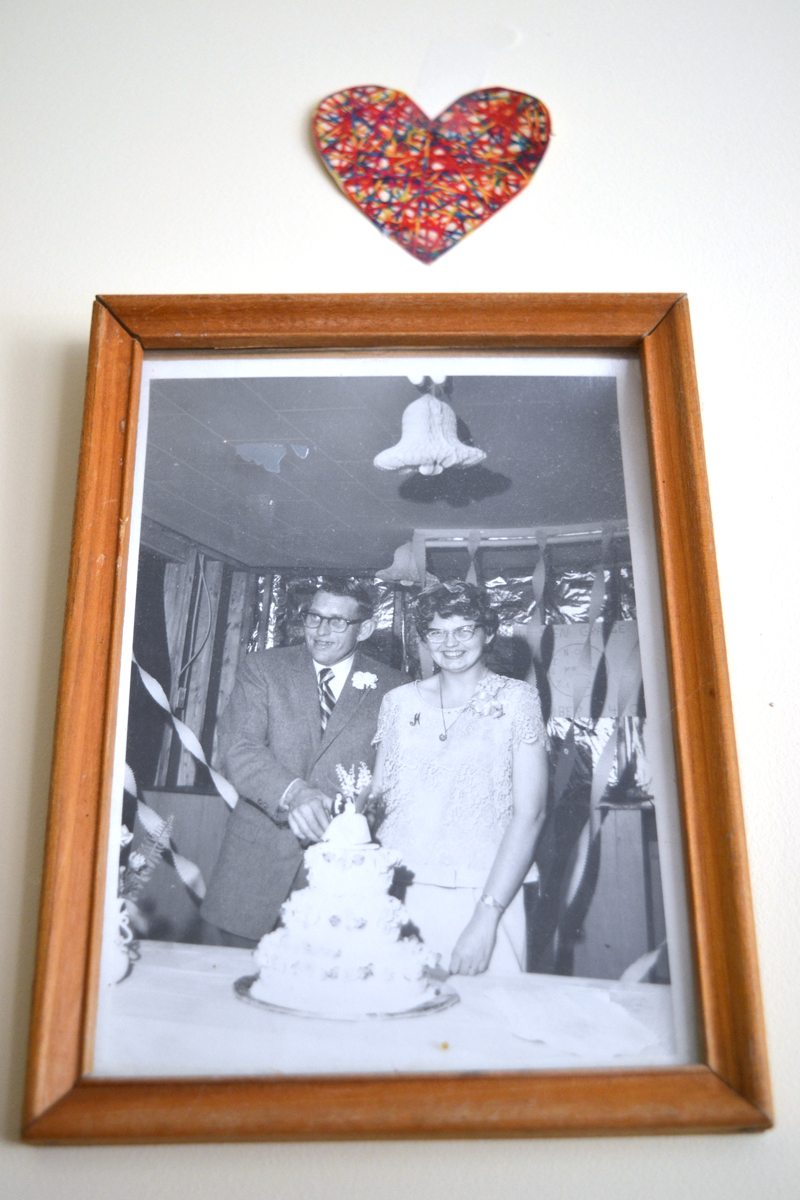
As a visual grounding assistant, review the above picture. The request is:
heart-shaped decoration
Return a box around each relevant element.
[313,86,550,263]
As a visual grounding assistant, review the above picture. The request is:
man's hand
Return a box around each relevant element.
[285,784,334,843]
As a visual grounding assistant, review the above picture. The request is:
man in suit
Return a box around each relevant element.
[200,579,404,944]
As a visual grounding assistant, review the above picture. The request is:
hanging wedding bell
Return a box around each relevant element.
[373,389,486,476]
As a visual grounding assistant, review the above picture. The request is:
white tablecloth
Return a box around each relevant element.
[93,940,682,1078]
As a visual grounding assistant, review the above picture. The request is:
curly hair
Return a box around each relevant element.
[413,580,499,641]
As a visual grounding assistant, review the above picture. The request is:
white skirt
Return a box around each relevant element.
[401,881,526,975]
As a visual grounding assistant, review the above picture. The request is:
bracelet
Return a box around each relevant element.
[479,892,506,914]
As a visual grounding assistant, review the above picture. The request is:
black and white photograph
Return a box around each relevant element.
[93,354,696,1078]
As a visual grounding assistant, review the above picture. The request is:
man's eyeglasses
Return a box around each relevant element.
[425,624,479,645]
[302,611,363,633]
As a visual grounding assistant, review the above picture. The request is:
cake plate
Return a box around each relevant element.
[234,974,460,1021]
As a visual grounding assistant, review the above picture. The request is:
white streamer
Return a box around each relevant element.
[124,765,208,901]
[132,654,238,809]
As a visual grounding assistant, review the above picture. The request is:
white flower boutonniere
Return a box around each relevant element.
[352,671,378,691]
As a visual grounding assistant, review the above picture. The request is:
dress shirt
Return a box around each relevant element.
[312,652,355,702]
[278,653,356,811]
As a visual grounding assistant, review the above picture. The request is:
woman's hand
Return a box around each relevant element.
[449,903,500,976]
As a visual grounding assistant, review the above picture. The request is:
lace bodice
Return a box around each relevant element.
[373,672,546,887]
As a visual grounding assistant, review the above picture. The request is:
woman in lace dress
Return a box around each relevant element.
[370,581,548,976]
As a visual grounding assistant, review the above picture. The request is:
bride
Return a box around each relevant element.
[370,581,548,976]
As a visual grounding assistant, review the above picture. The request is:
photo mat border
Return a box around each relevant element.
[93,352,694,1077]
[23,293,771,1141]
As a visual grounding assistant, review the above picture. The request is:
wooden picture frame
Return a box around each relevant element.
[23,293,770,1142]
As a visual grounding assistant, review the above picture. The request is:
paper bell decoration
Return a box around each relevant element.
[373,393,486,476]
[376,541,439,587]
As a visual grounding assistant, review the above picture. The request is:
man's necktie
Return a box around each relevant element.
[318,667,336,731]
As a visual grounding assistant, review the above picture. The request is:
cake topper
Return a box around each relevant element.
[333,761,372,814]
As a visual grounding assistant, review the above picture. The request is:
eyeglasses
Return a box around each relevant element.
[425,624,479,645]
[302,611,363,633]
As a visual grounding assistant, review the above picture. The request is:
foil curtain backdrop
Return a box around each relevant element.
[255,539,661,980]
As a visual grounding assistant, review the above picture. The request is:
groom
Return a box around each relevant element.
[200,578,404,944]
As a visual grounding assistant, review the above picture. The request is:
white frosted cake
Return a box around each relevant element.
[250,807,446,1017]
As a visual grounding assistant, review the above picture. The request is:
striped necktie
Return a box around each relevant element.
[318,666,336,731]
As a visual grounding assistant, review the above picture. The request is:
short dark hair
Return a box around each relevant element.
[314,577,376,623]
[414,580,499,641]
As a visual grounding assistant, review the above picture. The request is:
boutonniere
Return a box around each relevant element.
[352,671,378,691]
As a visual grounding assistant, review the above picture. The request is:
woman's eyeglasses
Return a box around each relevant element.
[302,611,362,633]
[426,624,479,645]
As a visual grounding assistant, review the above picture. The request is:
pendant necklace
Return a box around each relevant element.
[438,671,486,741]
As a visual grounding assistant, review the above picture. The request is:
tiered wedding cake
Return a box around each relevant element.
[250,801,447,1018]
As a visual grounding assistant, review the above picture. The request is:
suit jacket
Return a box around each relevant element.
[201,644,405,940]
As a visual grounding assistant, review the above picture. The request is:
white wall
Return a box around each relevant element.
[1,0,798,1194]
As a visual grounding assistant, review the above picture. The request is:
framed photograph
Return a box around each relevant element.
[24,294,770,1142]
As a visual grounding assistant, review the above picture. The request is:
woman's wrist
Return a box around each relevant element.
[475,894,504,924]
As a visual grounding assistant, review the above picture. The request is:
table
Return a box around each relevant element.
[90,940,686,1084]
[93,940,683,1078]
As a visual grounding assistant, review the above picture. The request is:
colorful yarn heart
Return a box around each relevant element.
[313,86,550,263]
